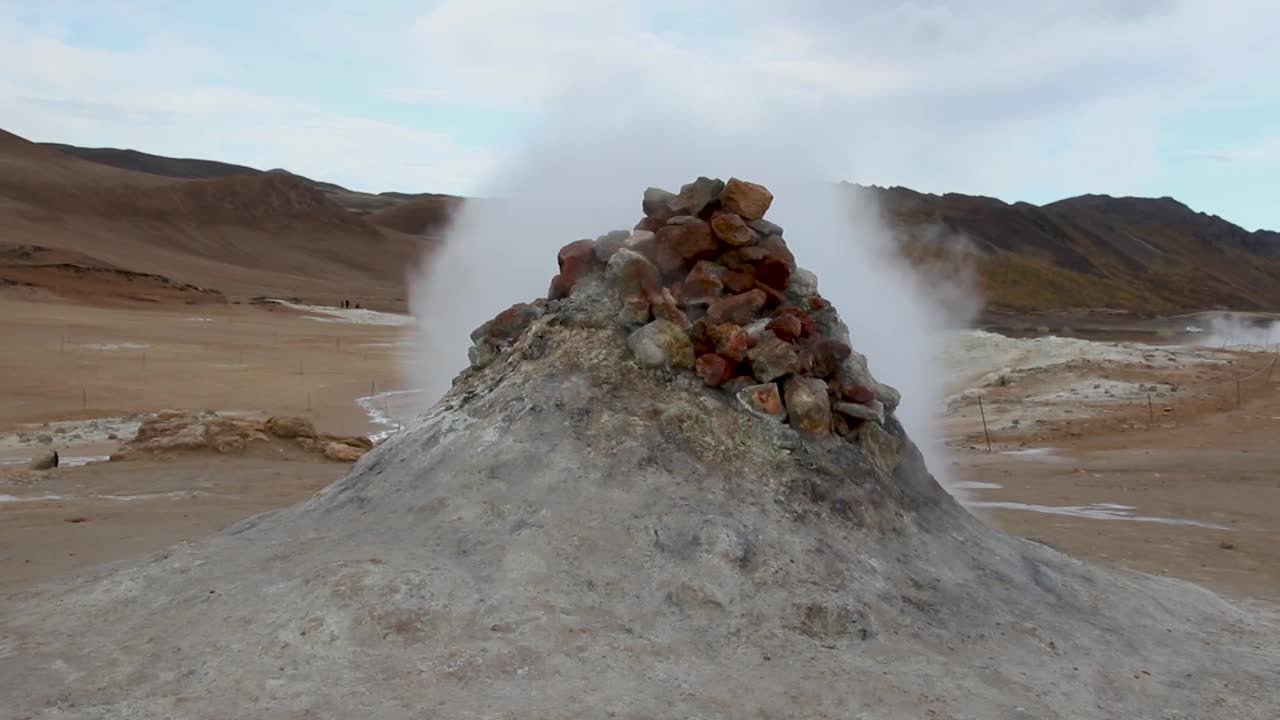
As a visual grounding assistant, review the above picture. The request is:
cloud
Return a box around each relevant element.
[0,9,499,193]
[386,0,1280,215]
[1,0,1279,227]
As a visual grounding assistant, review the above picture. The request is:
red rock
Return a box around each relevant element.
[810,337,852,378]
[558,238,596,274]
[809,296,830,311]
[707,323,750,361]
[549,238,598,299]
[848,384,876,405]
[767,314,804,342]
[635,216,664,233]
[776,307,817,338]
[709,212,756,247]
[481,302,542,343]
[678,260,725,306]
[548,274,572,300]
[705,289,767,325]
[737,382,786,420]
[695,353,734,387]
[653,219,717,274]
[754,257,792,291]
[647,286,690,330]
[722,269,755,293]
[720,178,774,220]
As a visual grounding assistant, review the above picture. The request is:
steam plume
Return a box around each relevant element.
[404,92,979,483]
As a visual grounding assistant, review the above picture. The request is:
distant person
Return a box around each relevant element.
[51,450,59,467]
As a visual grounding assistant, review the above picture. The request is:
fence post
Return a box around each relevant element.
[1148,393,1154,425]
[307,392,312,411]
[978,396,993,453]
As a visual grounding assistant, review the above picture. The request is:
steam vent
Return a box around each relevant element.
[3,180,1279,719]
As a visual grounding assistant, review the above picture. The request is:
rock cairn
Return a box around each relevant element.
[467,177,901,442]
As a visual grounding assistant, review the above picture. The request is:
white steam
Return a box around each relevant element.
[404,97,979,481]
[1198,313,1280,352]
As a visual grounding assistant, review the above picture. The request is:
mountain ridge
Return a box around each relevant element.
[16,133,1280,315]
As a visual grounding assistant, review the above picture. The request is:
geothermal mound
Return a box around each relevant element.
[3,179,1279,719]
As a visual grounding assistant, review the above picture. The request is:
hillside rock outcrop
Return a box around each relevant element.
[109,411,371,462]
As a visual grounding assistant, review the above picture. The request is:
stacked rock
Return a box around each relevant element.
[468,177,901,442]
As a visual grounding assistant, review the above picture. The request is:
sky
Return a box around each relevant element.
[1,0,1277,231]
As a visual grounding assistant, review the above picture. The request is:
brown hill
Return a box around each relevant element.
[40,140,463,219]
[19,133,1280,316]
[863,184,1280,315]
[0,130,425,308]
[365,193,462,236]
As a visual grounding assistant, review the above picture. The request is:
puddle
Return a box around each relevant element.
[356,389,427,442]
[968,501,1230,530]
[953,481,1004,490]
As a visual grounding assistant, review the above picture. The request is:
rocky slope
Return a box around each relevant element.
[2,179,1277,719]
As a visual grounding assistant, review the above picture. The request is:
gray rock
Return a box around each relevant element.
[617,295,651,327]
[37,434,52,445]
[783,377,831,436]
[873,383,901,412]
[642,187,676,217]
[593,230,631,263]
[468,341,499,370]
[605,248,660,294]
[747,217,783,236]
[626,319,694,369]
[748,334,801,383]
[788,268,819,297]
[834,400,885,425]
[669,176,724,216]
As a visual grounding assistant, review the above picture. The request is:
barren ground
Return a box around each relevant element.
[1,296,1278,609]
